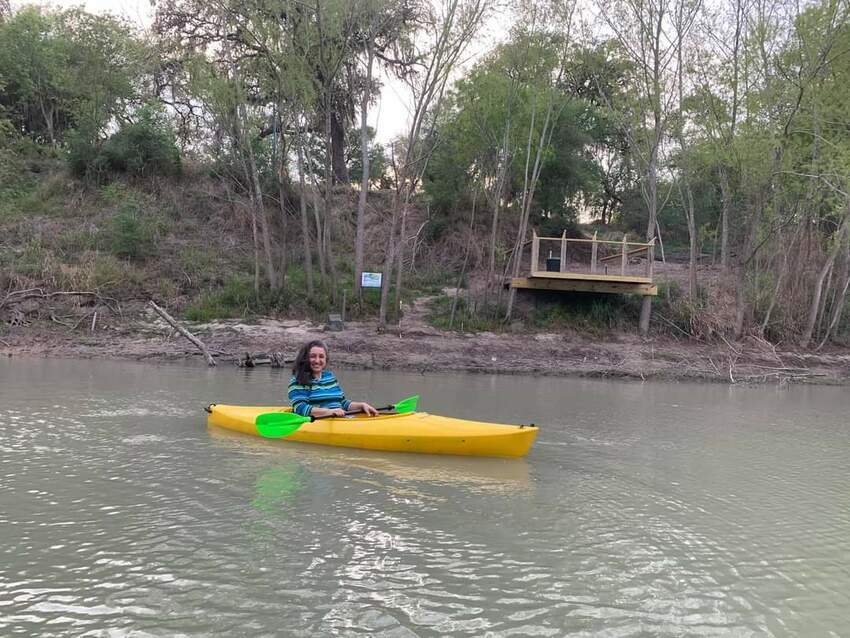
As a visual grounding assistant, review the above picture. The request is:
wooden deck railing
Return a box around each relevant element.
[529,230,656,279]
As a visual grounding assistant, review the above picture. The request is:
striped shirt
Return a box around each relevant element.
[288,370,352,417]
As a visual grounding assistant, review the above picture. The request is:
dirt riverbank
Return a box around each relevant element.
[2,298,848,385]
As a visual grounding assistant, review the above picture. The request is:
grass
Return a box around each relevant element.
[428,295,505,332]
[530,293,642,336]
[184,277,265,321]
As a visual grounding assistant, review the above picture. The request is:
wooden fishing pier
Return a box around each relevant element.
[510,230,657,331]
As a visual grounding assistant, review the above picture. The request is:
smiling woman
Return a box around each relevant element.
[288,340,378,418]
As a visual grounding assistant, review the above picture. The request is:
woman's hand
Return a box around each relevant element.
[357,402,379,416]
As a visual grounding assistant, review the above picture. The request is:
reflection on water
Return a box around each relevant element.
[1,357,850,636]
[252,463,304,513]
[210,425,532,495]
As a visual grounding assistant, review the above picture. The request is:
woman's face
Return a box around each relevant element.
[308,346,327,377]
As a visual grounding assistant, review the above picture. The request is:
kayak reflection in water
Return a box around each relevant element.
[288,340,378,418]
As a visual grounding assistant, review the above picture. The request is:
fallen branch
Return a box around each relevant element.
[0,288,121,315]
[746,334,785,366]
[719,334,743,357]
[654,312,694,340]
[148,301,216,367]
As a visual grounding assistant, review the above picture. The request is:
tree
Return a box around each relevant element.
[598,0,698,332]
[423,27,608,314]
[0,7,142,145]
[378,0,490,327]
[351,0,418,302]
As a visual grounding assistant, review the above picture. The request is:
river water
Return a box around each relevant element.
[1,357,849,637]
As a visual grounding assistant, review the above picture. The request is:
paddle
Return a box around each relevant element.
[255,395,420,439]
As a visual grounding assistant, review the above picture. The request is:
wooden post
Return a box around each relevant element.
[560,230,567,272]
[530,229,539,275]
[645,239,655,278]
[620,234,628,276]
[591,231,598,273]
[639,295,652,335]
[639,239,654,336]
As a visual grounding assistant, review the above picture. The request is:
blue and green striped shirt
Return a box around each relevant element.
[288,370,352,417]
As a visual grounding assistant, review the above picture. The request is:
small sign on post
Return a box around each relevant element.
[361,272,382,288]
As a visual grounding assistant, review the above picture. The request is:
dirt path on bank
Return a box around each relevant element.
[2,295,849,385]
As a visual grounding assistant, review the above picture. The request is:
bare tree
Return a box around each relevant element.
[599,0,684,331]
[378,0,489,328]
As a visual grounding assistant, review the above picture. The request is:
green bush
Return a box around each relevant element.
[66,105,181,180]
[57,228,97,255]
[13,238,50,278]
[104,211,155,261]
[100,182,139,206]
[85,254,146,294]
[66,126,109,181]
[101,106,181,178]
[184,278,261,321]
[0,118,27,200]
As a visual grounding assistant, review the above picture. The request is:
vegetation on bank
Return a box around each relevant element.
[2,0,850,350]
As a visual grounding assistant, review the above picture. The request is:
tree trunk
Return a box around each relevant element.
[324,107,338,300]
[719,167,731,272]
[484,150,509,311]
[247,177,261,295]
[304,139,327,284]
[818,242,850,349]
[235,151,261,295]
[296,132,314,296]
[39,99,55,146]
[733,264,747,339]
[330,111,349,184]
[801,217,849,348]
[311,192,327,283]
[506,98,553,322]
[686,182,698,303]
[450,189,478,329]
[393,195,410,320]
[759,238,789,337]
[276,172,288,291]
[378,190,401,328]
[815,261,835,338]
[246,138,278,290]
[354,44,374,303]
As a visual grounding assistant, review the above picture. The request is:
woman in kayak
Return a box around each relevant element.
[288,340,378,418]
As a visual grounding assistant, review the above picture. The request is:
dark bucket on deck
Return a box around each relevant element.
[546,257,561,272]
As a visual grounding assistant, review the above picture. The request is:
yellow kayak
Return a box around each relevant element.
[206,404,538,457]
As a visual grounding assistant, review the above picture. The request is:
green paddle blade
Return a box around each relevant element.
[393,395,419,413]
[256,411,310,438]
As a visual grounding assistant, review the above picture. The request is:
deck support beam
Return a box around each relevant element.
[512,277,657,296]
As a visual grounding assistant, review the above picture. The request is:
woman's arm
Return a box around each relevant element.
[310,406,346,417]
[288,379,313,417]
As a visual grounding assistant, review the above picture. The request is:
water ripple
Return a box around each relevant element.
[2,360,850,635]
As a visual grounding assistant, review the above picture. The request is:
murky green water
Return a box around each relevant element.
[1,357,849,636]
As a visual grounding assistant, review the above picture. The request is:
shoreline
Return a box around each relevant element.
[2,312,849,385]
